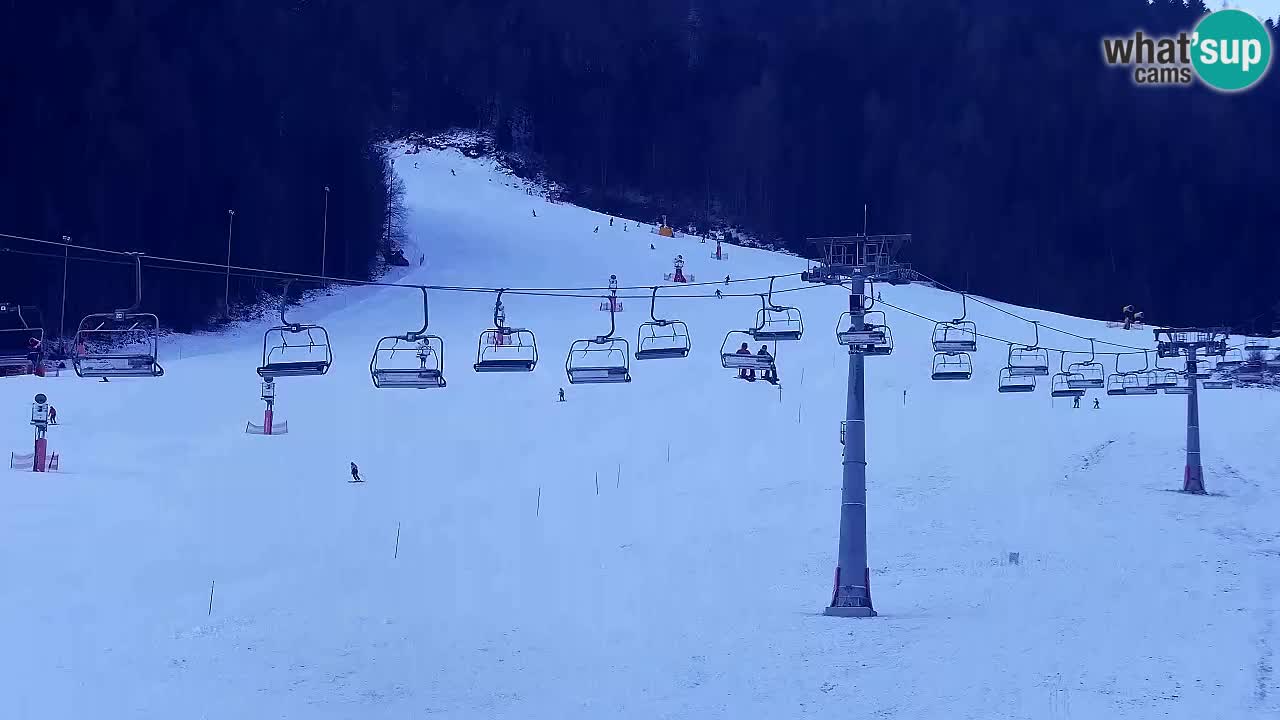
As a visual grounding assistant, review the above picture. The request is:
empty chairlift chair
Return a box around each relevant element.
[566,290,631,384]
[1050,352,1086,398]
[837,309,893,356]
[998,355,1036,393]
[748,277,803,342]
[1122,372,1158,395]
[474,291,538,372]
[256,280,332,380]
[0,303,44,374]
[931,352,973,381]
[1202,375,1234,390]
[1007,321,1050,376]
[1236,362,1265,383]
[1163,372,1194,395]
[1065,340,1105,389]
[1106,354,1141,396]
[634,287,690,360]
[1217,348,1244,368]
[72,253,164,378]
[370,287,446,388]
[932,293,978,353]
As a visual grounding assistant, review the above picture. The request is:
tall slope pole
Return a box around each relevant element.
[803,232,911,617]
[1153,328,1228,495]
[829,274,874,616]
[1183,344,1203,494]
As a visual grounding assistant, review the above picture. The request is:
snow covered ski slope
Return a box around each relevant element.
[2,144,1278,719]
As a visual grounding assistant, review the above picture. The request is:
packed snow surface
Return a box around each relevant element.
[2,145,1277,719]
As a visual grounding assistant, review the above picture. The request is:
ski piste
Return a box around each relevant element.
[0,143,1275,719]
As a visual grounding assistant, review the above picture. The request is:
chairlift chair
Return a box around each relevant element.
[998,365,1036,393]
[748,277,803,342]
[836,309,893,355]
[1202,377,1234,390]
[931,352,973,381]
[474,291,538,372]
[1244,339,1270,353]
[1235,362,1264,383]
[1147,351,1181,389]
[566,291,631,384]
[1065,339,1105,389]
[370,287,446,388]
[720,330,777,372]
[1217,348,1244,368]
[0,303,44,372]
[72,254,164,378]
[931,293,978,353]
[1106,373,1129,396]
[1007,321,1050,376]
[1163,373,1193,395]
[256,280,332,380]
[1122,372,1158,395]
[1050,352,1086,398]
[635,287,691,360]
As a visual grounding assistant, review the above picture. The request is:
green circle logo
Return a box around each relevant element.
[1192,9,1273,92]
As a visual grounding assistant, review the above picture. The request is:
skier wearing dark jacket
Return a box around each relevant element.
[350,462,362,483]
[735,342,755,381]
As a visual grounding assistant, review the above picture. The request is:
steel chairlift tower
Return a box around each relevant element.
[800,232,912,618]
[1153,327,1229,494]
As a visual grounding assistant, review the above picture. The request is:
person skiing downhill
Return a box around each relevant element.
[1093,398,1100,409]
[558,388,566,402]
[48,406,57,425]
[350,462,362,483]
[1073,396,1081,409]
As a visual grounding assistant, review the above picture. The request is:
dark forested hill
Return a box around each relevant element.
[2,0,1276,334]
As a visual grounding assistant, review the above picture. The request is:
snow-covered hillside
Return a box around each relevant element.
[2,144,1278,719]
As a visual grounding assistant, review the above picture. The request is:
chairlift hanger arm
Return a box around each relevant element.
[118,252,145,314]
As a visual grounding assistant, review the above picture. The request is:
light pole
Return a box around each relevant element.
[321,185,330,278]
[224,210,235,318]
[59,236,70,341]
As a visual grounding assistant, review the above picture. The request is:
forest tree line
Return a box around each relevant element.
[1,0,1276,334]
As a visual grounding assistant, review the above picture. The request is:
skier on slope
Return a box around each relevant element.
[1073,396,1081,409]
[1093,398,1100,410]
[48,406,57,425]
[350,462,362,483]
[559,388,566,402]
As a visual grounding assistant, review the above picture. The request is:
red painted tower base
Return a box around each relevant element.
[33,437,47,472]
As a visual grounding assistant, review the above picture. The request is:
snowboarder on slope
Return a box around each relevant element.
[350,462,362,483]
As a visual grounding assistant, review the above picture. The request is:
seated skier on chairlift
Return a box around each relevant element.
[416,338,435,366]
[735,342,755,381]
[758,344,779,385]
